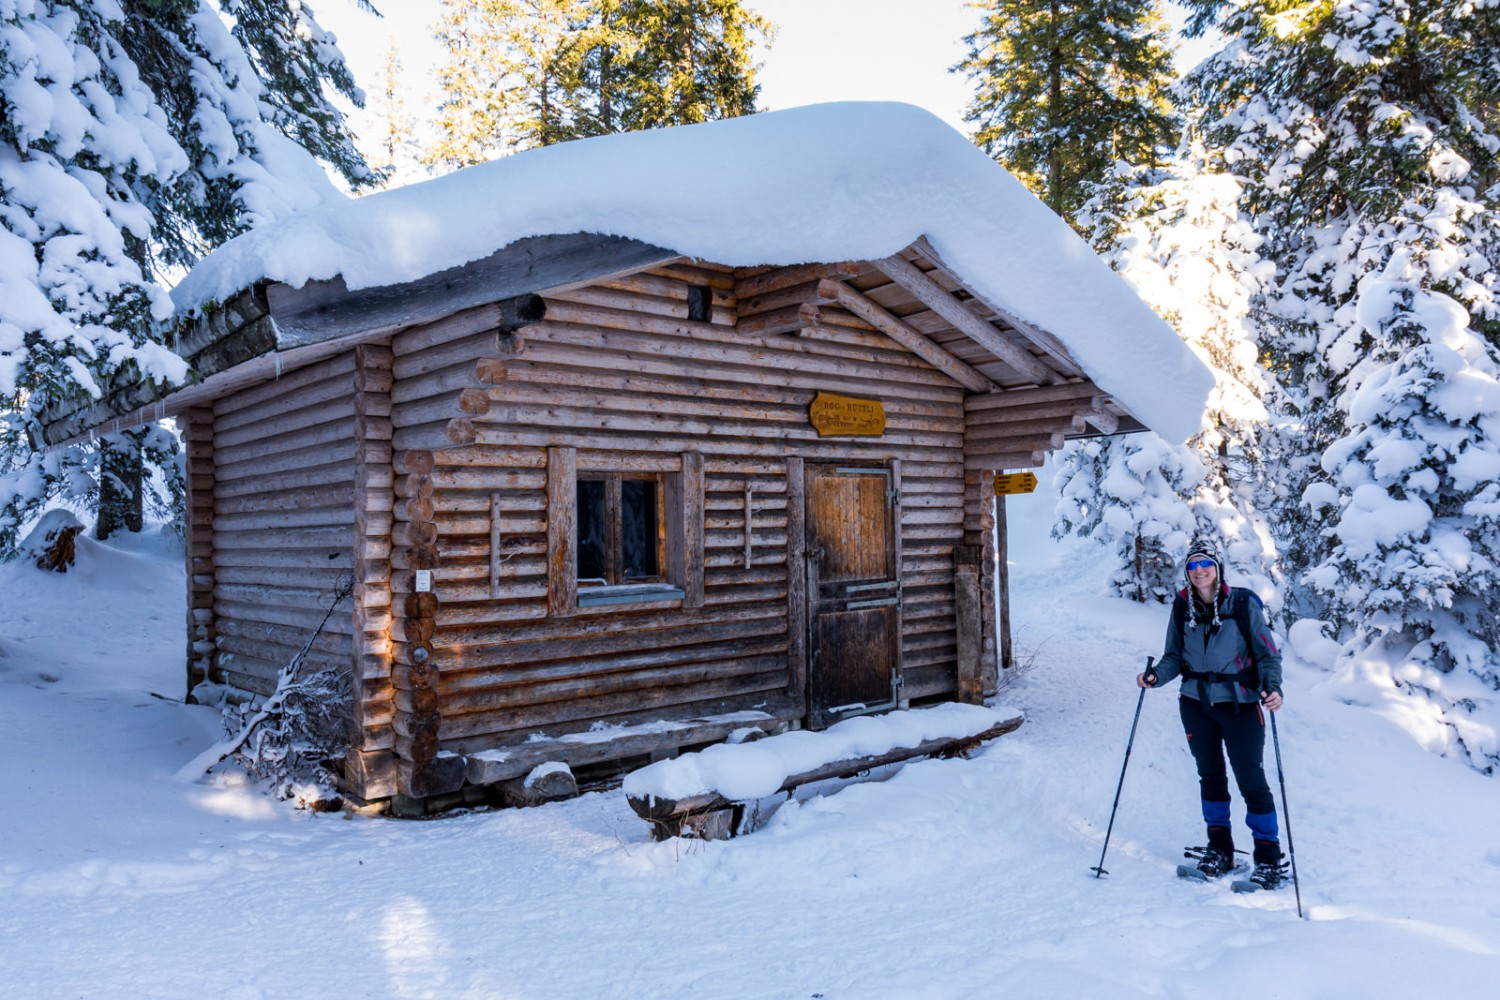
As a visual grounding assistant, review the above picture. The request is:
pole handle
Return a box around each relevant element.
[1143,654,1157,687]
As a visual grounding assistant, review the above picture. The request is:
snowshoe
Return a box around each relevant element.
[1177,845,1246,882]
[1231,859,1290,894]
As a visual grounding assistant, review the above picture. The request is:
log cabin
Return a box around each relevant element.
[37,103,1212,812]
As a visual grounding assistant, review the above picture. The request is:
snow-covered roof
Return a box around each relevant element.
[174,102,1210,441]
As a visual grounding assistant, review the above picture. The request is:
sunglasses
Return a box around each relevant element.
[1186,559,1216,572]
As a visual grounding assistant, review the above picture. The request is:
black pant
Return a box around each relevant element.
[1179,696,1275,818]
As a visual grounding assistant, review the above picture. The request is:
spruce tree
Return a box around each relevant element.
[424,0,771,158]
[955,0,1180,223]
[424,0,520,168]
[1182,0,1500,770]
[1055,142,1280,606]
[0,0,375,555]
[601,0,769,133]
[368,38,424,185]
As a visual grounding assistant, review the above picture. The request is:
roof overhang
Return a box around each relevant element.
[37,233,677,447]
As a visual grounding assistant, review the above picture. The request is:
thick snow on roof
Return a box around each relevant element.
[172,102,1211,441]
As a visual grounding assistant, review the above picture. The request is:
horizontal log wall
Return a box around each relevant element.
[210,350,359,698]
[389,260,969,754]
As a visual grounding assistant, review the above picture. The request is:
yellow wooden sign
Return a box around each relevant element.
[994,471,1038,495]
[809,392,886,437]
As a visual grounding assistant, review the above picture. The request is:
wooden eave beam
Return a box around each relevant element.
[911,236,1083,376]
[874,252,1060,386]
[815,279,996,392]
[269,233,679,346]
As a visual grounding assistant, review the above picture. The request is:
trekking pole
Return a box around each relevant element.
[1092,656,1154,878]
[1269,710,1304,918]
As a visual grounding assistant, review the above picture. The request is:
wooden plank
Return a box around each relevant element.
[874,253,1059,386]
[214,374,353,439]
[489,493,503,599]
[682,452,706,608]
[891,456,906,703]
[733,302,822,337]
[963,383,1101,414]
[500,330,961,408]
[743,485,754,569]
[437,634,788,694]
[954,549,982,704]
[996,487,1014,675]
[546,446,578,617]
[976,472,1000,694]
[437,671,791,744]
[733,262,860,301]
[816,279,995,392]
[428,654,785,717]
[785,457,807,707]
[549,283,734,326]
[963,451,1048,473]
[735,279,833,318]
[599,269,733,303]
[475,357,961,421]
[212,348,357,419]
[967,413,1086,440]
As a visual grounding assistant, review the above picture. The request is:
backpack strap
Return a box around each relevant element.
[1180,587,1262,700]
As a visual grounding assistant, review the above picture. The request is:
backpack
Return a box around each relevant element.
[1172,586,1264,693]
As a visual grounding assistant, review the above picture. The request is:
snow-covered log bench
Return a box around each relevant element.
[623,703,1024,840]
[461,710,783,801]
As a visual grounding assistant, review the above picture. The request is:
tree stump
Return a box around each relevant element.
[21,510,85,573]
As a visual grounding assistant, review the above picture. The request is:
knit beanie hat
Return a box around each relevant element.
[1183,538,1225,630]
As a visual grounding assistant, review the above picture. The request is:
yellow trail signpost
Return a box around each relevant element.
[994,471,1038,496]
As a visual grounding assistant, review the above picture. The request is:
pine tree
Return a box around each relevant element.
[424,0,519,168]
[1055,142,1280,606]
[368,38,424,185]
[955,0,1180,223]
[0,0,374,555]
[601,0,769,133]
[1051,433,1205,603]
[424,0,771,159]
[1181,0,1500,770]
[1,0,189,555]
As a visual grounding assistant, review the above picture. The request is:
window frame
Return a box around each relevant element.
[575,471,667,589]
[547,447,702,615]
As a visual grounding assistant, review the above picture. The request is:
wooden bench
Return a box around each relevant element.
[624,703,1024,840]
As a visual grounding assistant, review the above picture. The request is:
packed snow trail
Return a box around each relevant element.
[1,499,1498,998]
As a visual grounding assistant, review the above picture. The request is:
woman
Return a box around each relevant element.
[1136,539,1287,888]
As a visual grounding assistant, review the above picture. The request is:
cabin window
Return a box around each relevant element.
[687,284,713,322]
[576,474,662,586]
[547,446,700,614]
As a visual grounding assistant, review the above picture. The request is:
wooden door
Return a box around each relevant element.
[805,463,901,729]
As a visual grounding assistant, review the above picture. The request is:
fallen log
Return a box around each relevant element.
[625,703,1023,840]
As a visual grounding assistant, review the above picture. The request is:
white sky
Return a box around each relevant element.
[320,1,1216,137]
[323,0,981,132]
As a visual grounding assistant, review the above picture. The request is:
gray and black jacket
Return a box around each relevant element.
[1153,583,1282,706]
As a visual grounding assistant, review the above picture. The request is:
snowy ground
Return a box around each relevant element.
[2,491,1498,999]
